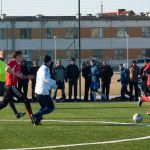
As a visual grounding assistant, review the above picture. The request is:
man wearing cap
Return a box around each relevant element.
[34,55,57,125]
[0,50,6,96]
[66,58,80,101]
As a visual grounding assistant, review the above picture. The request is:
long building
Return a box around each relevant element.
[0,15,150,66]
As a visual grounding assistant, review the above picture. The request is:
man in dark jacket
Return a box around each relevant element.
[30,59,39,102]
[82,61,91,101]
[18,60,30,98]
[118,64,131,100]
[53,60,66,101]
[129,60,140,101]
[100,61,113,101]
[66,58,80,101]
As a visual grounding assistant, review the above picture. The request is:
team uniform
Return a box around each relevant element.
[0,59,34,123]
[139,62,150,114]
[0,58,6,96]
[34,64,57,124]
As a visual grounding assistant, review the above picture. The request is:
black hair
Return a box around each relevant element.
[13,51,23,58]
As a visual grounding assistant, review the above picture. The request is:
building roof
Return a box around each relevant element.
[0,15,150,22]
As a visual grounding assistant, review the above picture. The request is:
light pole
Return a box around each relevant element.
[36,14,43,65]
[54,35,57,64]
[125,34,129,68]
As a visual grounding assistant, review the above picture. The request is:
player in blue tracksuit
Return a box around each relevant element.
[34,55,57,125]
[90,60,106,101]
[117,64,131,100]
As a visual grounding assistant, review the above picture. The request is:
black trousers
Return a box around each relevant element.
[31,81,36,100]
[18,81,28,98]
[0,86,25,115]
[84,79,91,101]
[129,81,138,100]
[101,82,110,97]
[0,81,5,96]
[68,79,77,99]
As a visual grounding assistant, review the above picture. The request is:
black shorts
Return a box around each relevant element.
[0,81,5,96]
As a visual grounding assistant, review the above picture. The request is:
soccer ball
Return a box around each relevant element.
[133,113,142,123]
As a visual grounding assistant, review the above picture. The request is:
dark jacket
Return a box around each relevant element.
[66,64,80,80]
[19,62,30,83]
[120,68,129,85]
[30,65,39,82]
[100,65,113,83]
[54,65,65,82]
[82,65,91,81]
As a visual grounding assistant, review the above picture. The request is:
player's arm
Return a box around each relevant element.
[6,65,22,78]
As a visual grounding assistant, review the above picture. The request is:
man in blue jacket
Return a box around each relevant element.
[117,64,131,100]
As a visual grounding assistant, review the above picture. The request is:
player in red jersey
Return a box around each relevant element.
[138,59,150,115]
[0,51,35,125]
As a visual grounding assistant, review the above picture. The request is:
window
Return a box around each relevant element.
[65,28,77,39]
[115,49,124,59]
[20,28,32,39]
[0,28,5,39]
[91,28,103,38]
[142,27,150,37]
[92,49,104,59]
[116,28,128,38]
[46,28,53,39]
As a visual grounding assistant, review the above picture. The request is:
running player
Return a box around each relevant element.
[138,59,150,115]
[34,55,57,125]
[0,51,35,124]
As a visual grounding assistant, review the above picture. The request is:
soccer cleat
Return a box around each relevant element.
[138,97,143,107]
[16,112,26,119]
[147,109,150,115]
[32,115,43,126]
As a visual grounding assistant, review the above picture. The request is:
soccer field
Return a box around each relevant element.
[1,102,150,150]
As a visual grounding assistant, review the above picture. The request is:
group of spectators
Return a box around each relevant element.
[118,59,150,101]
[2,50,150,102]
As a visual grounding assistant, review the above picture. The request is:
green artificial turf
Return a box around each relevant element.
[0,102,150,150]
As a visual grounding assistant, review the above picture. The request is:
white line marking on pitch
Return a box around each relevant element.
[0,119,150,126]
[3,135,150,150]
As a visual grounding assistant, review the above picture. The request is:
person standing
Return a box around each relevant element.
[0,50,6,96]
[66,58,80,101]
[34,55,57,125]
[129,60,140,101]
[53,60,66,101]
[0,51,35,124]
[82,61,91,101]
[30,59,39,102]
[100,61,113,101]
[18,60,30,98]
[117,64,131,100]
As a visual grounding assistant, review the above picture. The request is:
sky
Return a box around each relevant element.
[1,0,150,16]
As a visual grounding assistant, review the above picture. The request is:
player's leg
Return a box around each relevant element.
[0,86,11,109]
[34,95,55,124]
[11,86,34,123]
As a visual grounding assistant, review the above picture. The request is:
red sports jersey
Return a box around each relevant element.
[5,59,21,86]
[144,62,150,86]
